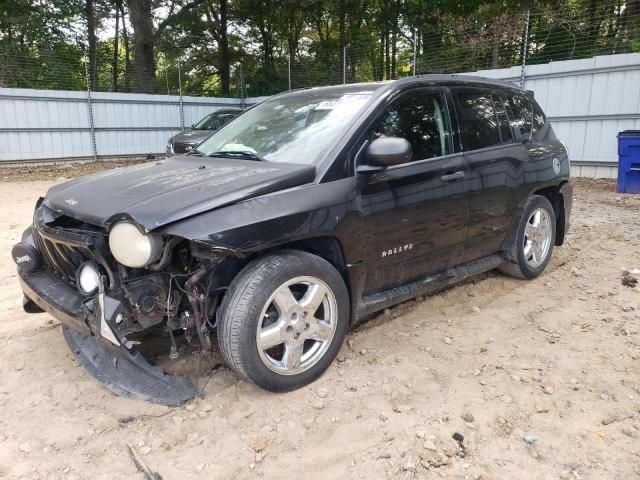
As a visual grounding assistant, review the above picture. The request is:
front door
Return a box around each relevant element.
[357,88,469,294]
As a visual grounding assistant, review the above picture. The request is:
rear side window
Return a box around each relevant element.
[493,94,513,144]
[509,94,533,140]
[454,90,501,151]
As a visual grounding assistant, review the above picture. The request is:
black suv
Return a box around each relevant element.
[13,76,572,404]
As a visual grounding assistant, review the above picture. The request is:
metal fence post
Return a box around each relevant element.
[177,58,185,130]
[521,9,530,88]
[343,46,347,84]
[84,53,98,161]
[412,28,417,76]
[164,53,170,96]
[239,63,246,108]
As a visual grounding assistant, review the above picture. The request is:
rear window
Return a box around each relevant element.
[454,90,501,151]
[509,94,533,140]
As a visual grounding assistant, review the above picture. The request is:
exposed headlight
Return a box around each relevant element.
[77,262,100,294]
[109,221,163,268]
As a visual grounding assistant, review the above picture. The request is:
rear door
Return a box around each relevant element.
[451,87,528,262]
[357,87,469,293]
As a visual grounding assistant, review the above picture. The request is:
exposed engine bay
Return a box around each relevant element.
[16,202,243,404]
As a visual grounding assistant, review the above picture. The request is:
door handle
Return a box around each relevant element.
[440,171,465,182]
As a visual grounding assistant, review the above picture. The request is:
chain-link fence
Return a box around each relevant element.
[1,1,639,167]
[1,1,638,97]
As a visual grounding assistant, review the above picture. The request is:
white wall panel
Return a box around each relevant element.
[0,88,264,162]
[469,52,640,177]
[0,51,637,179]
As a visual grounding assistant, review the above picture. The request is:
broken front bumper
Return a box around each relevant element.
[19,268,95,334]
[15,240,196,406]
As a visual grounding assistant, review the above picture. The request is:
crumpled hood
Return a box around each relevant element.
[44,156,316,230]
[170,129,213,145]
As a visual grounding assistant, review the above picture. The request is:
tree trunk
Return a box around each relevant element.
[378,30,385,81]
[339,0,346,79]
[258,15,275,72]
[127,0,156,92]
[491,32,500,69]
[385,30,390,79]
[85,0,98,90]
[391,30,397,79]
[391,0,398,79]
[588,0,598,44]
[219,0,230,95]
[422,17,444,72]
[118,2,130,91]
[626,0,640,43]
[112,0,121,91]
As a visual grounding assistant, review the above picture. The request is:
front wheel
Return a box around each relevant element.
[500,195,556,279]
[217,250,350,392]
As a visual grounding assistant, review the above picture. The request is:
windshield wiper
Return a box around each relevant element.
[207,150,266,162]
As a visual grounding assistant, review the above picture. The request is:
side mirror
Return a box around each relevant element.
[364,137,413,169]
[191,123,196,129]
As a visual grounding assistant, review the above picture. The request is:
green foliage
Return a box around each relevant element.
[0,0,86,89]
[0,0,639,95]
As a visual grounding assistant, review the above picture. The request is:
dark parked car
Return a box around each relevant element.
[13,76,572,404]
[166,107,243,156]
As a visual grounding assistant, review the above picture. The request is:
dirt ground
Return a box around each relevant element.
[0,159,147,182]
[0,177,639,480]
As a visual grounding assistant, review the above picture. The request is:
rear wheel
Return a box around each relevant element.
[500,195,556,279]
[217,250,349,392]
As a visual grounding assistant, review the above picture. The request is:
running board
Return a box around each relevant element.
[63,326,195,406]
[356,253,505,319]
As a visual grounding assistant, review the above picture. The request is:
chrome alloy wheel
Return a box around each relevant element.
[256,276,338,375]
[523,207,553,268]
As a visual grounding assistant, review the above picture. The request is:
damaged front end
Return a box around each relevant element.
[13,200,238,405]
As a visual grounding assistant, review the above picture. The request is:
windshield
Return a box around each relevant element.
[193,112,239,130]
[197,91,373,165]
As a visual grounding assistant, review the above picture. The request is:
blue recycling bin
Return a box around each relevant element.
[618,130,640,194]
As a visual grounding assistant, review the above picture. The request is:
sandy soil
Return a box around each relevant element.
[0,159,147,182]
[0,178,639,480]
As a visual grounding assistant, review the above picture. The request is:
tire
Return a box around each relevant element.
[217,249,350,392]
[499,195,556,279]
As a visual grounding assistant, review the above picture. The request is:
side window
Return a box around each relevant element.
[532,100,547,139]
[493,94,513,144]
[454,90,501,151]
[219,113,238,126]
[370,92,451,161]
[509,93,533,140]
